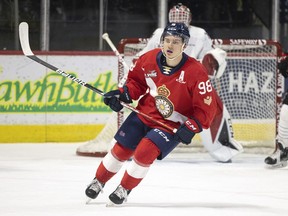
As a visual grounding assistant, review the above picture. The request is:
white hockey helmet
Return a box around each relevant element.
[168,3,192,27]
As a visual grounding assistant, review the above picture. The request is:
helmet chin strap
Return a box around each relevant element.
[162,44,186,61]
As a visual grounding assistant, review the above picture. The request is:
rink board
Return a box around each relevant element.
[0,52,117,143]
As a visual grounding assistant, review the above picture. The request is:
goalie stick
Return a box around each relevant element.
[102,33,129,87]
[19,22,177,133]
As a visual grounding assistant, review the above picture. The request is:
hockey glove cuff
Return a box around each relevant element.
[118,86,133,103]
[174,118,202,145]
[103,86,132,112]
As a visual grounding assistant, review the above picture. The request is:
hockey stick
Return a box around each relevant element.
[19,22,177,133]
[102,33,129,87]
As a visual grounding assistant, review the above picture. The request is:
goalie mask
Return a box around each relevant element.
[169,3,192,27]
[160,22,190,46]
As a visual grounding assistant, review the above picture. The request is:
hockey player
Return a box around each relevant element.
[136,3,243,162]
[265,55,288,168]
[85,22,217,205]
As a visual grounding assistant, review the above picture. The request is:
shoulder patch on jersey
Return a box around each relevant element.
[204,96,212,105]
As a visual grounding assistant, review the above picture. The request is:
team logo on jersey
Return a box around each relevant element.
[204,96,212,105]
[155,85,174,118]
[157,84,170,97]
[145,70,157,78]
[176,70,186,84]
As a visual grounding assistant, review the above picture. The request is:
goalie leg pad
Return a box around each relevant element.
[201,98,243,162]
[201,130,243,162]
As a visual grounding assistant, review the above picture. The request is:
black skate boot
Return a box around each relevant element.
[265,142,288,168]
[85,178,105,203]
[107,185,131,206]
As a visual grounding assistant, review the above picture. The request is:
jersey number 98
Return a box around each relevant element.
[198,80,213,95]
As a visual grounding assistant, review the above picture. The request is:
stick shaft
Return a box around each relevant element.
[102,33,129,87]
[19,22,176,133]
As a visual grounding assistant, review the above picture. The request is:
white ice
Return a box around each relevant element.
[0,143,287,216]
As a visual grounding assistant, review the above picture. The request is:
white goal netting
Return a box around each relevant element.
[76,38,283,157]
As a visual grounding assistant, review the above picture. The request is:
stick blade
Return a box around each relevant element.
[19,22,34,56]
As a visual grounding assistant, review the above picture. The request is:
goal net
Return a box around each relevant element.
[76,38,283,156]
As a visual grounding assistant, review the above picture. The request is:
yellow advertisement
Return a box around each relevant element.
[0,53,118,142]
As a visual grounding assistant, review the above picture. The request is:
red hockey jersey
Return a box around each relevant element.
[125,48,217,133]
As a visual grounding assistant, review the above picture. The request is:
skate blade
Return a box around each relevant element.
[86,198,92,204]
[106,201,125,207]
[266,161,287,169]
[106,201,116,207]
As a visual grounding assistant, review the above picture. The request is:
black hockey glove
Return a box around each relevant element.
[174,118,202,145]
[278,57,288,78]
[103,86,132,112]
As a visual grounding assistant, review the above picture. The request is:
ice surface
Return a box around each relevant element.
[0,143,287,216]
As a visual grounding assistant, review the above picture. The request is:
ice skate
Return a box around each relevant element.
[85,178,105,204]
[265,142,288,169]
[106,185,131,206]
